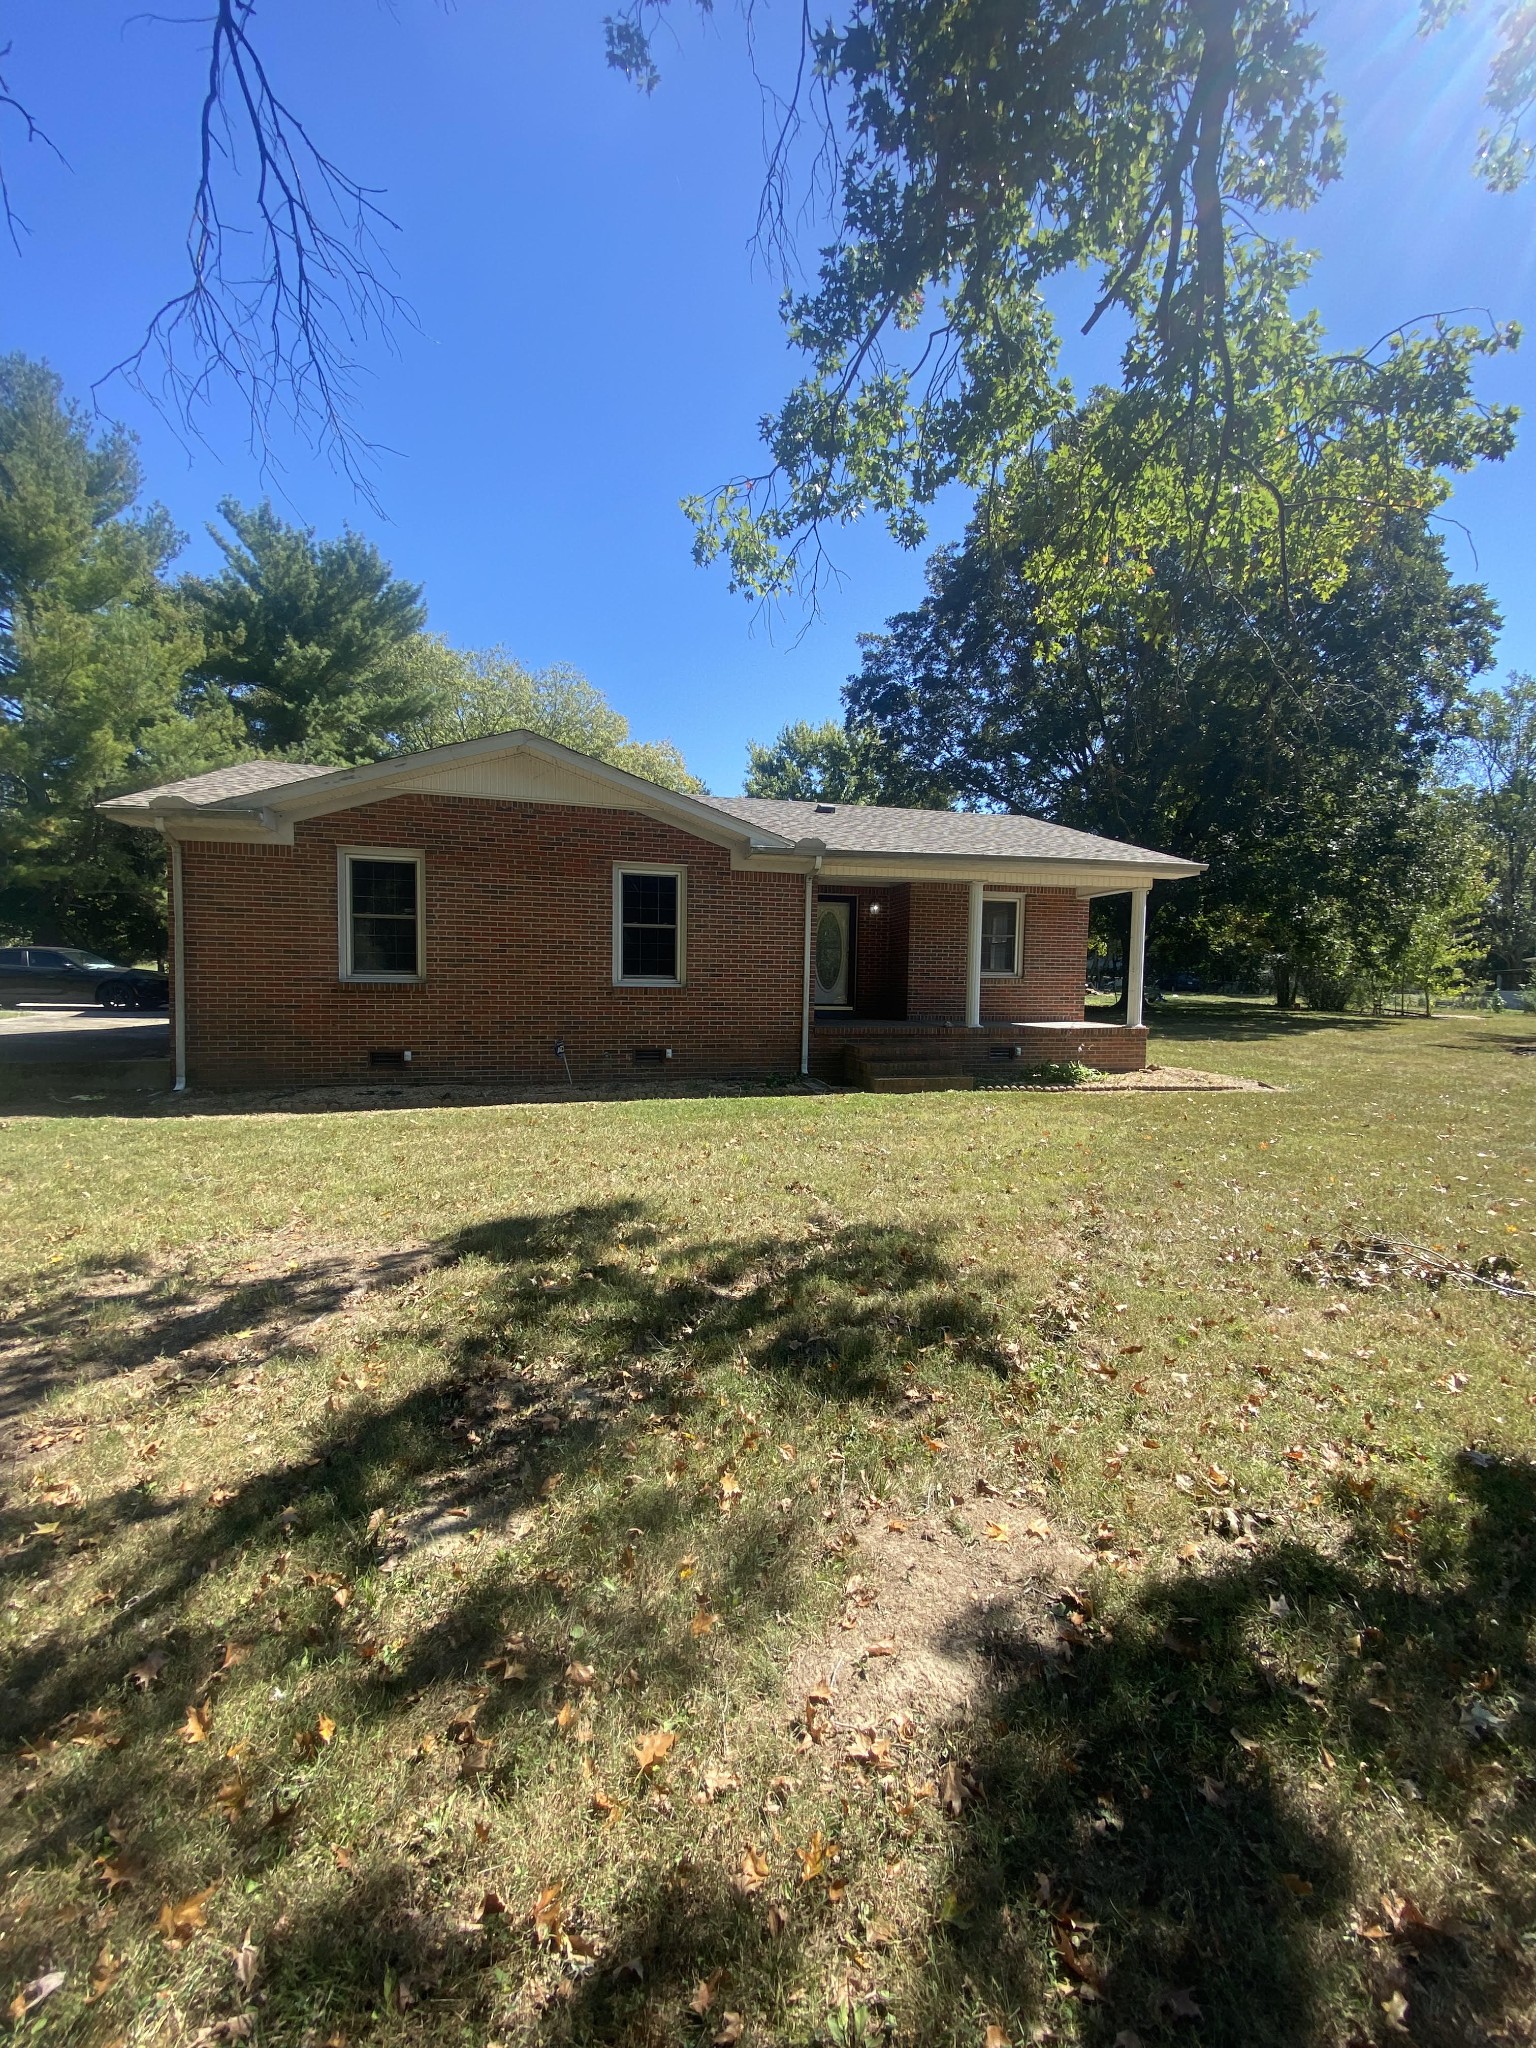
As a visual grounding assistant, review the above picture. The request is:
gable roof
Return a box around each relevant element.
[100,730,1202,879]
[105,760,338,809]
[698,795,1192,870]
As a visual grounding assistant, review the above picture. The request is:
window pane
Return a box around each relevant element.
[622,873,677,927]
[981,901,1017,973]
[353,918,419,974]
[28,950,69,969]
[350,859,418,975]
[623,924,677,979]
[352,859,418,919]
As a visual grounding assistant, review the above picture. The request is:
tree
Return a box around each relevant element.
[0,5,1527,492]
[612,6,1517,606]
[744,717,950,805]
[0,356,243,958]
[182,500,432,764]
[844,510,1499,1008]
[1457,674,1536,975]
[392,637,704,793]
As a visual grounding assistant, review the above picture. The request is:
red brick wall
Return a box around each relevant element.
[906,883,969,1020]
[177,797,805,1088]
[981,888,1089,1023]
[904,883,1089,1024]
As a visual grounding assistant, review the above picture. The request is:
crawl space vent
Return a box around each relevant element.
[368,1047,412,1069]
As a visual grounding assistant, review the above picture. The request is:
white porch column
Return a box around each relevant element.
[966,881,984,1028]
[170,834,187,1092]
[1126,885,1149,1029]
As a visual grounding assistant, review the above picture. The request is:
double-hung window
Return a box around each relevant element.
[613,864,685,985]
[339,848,424,982]
[980,894,1022,977]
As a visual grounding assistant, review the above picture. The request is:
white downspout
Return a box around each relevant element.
[170,834,187,1092]
[965,880,984,1028]
[800,862,820,1075]
[1126,885,1149,1029]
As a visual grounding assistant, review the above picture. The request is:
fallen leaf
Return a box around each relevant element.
[1381,1989,1409,2028]
[633,1728,678,1774]
[477,1891,506,1920]
[214,1776,249,1820]
[737,1846,770,1894]
[984,2026,1010,2048]
[532,1883,565,1946]
[690,1972,722,2017]
[158,1885,216,1946]
[863,1638,896,1658]
[1281,1873,1313,1898]
[129,1651,166,1690]
[182,1700,212,1744]
[797,1829,830,1881]
[233,1933,259,1996]
[1025,1517,1052,1540]
[713,2016,743,2046]
[937,1759,975,1816]
[565,1662,596,1688]
[88,1947,121,1999]
[984,1521,1010,1542]
[7,1971,65,2021]
[764,1903,787,1937]
[690,1611,717,1638]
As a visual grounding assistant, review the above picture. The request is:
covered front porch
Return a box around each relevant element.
[803,876,1152,1088]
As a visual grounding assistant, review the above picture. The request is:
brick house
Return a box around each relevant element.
[101,731,1201,1092]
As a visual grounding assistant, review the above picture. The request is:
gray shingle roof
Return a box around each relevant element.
[699,796,1190,867]
[108,761,337,808]
[103,743,1199,874]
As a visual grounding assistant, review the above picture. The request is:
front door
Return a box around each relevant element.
[814,898,853,1009]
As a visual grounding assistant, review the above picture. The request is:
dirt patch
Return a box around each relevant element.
[786,1512,1093,1732]
[0,1242,439,1453]
[984,1063,1275,1094]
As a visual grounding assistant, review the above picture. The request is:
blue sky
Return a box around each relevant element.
[3,0,1534,793]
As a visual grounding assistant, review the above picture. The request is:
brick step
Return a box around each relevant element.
[863,1070,976,1093]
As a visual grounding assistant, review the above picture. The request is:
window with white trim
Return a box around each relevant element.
[339,849,424,981]
[613,864,685,985]
[980,894,1022,976]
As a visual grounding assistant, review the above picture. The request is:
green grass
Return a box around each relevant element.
[1,1007,1533,2048]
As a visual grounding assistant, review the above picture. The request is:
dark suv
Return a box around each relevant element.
[0,947,168,1010]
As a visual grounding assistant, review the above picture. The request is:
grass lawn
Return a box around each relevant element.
[1,1008,1533,2048]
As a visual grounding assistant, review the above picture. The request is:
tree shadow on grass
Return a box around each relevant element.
[902,1451,1536,2048]
[1150,1003,1394,1047]
[0,1198,1017,2037]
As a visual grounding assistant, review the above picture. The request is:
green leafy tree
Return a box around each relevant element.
[600,6,1518,607]
[392,636,704,793]
[0,356,242,958]
[182,500,433,763]
[1457,674,1536,975]
[845,511,1498,1008]
[744,717,949,806]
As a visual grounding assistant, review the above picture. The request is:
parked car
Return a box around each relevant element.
[0,947,168,1009]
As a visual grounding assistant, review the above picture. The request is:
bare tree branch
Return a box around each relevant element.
[0,42,67,256]
[98,1,411,503]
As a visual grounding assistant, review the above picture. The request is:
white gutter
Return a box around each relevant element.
[169,835,187,1092]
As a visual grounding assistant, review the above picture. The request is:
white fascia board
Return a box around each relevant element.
[739,853,1204,887]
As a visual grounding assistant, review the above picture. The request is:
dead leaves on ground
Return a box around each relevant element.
[158,1885,216,1947]
[633,1728,678,1774]
[530,1882,598,1960]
